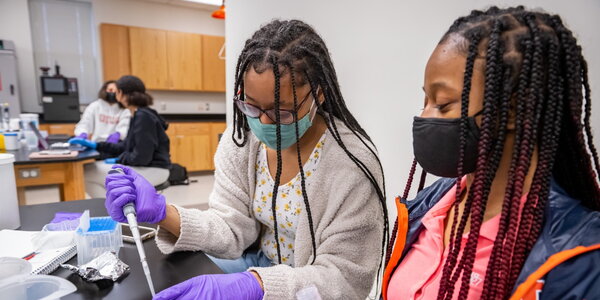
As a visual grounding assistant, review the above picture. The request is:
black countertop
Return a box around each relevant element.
[2,147,100,165]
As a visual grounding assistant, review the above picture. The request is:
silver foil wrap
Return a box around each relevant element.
[61,252,129,282]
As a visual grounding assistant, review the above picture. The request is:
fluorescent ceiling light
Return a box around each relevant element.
[183,0,222,6]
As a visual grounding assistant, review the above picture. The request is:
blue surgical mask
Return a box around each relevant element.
[247,101,316,150]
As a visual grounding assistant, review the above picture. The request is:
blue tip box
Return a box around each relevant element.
[75,212,122,265]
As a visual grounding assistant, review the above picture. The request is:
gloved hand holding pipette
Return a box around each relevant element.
[105,165,167,224]
[105,165,161,296]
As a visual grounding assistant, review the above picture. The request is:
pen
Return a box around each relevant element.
[22,252,37,261]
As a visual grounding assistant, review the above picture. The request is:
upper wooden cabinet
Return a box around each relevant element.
[167,31,203,91]
[129,27,169,90]
[202,35,226,92]
[99,23,224,92]
[100,24,131,82]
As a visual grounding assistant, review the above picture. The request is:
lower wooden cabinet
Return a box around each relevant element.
[167,121,226,171]
[39,123,76,135]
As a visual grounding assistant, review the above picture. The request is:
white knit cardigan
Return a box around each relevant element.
[155,119,384,299]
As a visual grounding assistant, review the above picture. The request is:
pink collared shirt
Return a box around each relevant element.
[387,178,502,300]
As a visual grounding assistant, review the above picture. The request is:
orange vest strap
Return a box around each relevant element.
[510,243,600,300]
[382,197,409,300]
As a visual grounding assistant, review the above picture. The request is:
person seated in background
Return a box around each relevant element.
[70,75,170,198]
[74,80,131,143]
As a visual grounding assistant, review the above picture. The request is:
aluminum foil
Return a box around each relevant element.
[61,252,129,282]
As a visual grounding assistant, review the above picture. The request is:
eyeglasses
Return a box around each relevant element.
[234,90,313,125]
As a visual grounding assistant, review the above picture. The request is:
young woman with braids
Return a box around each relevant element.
[105,20,387,299]
[383,6,600,300]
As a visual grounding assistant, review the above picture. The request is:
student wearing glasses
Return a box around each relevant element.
[104,20,387,299]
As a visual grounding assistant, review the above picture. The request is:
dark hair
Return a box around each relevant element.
[116,75,153,107]
[97,80,116,100]
[390,6,600,300]
[232,19,389,283]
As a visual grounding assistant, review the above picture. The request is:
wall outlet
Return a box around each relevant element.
[197,102,211,112]
[160,102,167,111]
[19,168,40,179]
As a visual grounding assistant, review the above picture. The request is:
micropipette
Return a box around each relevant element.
[108,168,156,296]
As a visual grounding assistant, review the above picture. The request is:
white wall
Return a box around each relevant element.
[0,0,40,113]
[29,0,99,105]
[226,0,600,221]
[93,0,227,114]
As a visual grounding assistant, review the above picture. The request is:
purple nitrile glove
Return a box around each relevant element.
[104,165,167,223]
[50,212,83,224]
[77,133,88,140]
[153,272,264,300]
[106,132,120,144]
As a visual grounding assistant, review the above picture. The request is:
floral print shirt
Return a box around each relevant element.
[252,133,326,266]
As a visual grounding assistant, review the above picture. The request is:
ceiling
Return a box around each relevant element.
[134,0,221,12]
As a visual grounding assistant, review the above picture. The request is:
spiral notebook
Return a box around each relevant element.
[0,230,77,275]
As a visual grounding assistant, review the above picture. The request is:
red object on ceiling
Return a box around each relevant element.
[212,4,225,19]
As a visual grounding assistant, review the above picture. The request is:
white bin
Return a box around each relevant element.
[0,153,20,229]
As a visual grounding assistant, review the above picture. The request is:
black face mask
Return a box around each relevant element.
[105,92,117,104]
[412,111,482,178]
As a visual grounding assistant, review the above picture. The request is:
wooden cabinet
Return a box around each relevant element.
[166,122,226,172]
[202,35,226,92]
[167,31,203,91]
[39,123,76,135]
[129,27,169,90]
[100,24,131,82]
[99,23,224,92]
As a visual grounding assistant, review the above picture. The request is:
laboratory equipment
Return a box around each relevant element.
[3,132,18,150]
[40,64,80,122]
[0,257,31,281]
[23,131,37,149]
[0,153,19,230]
[0,40,22,117]
[1,103,10,130]
[108,168,156,296]
[19,114,39,129]
[0,274,76,300]
[75,210,123,265]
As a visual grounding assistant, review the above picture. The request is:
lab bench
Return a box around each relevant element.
[37,115,227,172]
[18,198,223,300]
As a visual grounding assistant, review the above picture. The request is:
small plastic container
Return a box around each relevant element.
[3,132,19,150]
[0,275,76,300]
[23,130,38,149]
[0,153,20,230]
[75,211,123,265]
[19,114,39,130]
[0,130,5,149]
[0,257,32,282]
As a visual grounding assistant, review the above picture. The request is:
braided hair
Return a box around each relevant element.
[232,19,389,279]
[391,6,600,300]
